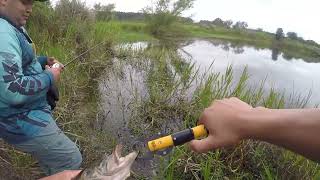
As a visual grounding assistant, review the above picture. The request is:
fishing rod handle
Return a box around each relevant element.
[147,125,208,152]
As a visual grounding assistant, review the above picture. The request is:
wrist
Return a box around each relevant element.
[242,108,300,142]
[43,70,55,86]
[238,107,273,140]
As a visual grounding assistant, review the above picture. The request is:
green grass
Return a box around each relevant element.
[1,16,320,179]
[94,21,154,42]
[123,45,319,179]
[92,21,320,62]
[81,20,320,62]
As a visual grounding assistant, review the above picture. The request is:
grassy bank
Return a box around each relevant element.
[95,21,154,43]
[93,21,320,62]
[185,24,320,62]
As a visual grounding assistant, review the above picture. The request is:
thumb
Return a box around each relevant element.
[48,57,54,62]
[45,65,50,70]
[189,136,219,153]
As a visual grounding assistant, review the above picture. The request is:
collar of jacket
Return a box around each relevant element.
[0,15,33,43]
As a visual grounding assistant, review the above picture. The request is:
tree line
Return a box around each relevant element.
[83,1,320,47]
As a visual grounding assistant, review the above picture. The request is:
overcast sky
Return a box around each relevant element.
[50,0,320,43]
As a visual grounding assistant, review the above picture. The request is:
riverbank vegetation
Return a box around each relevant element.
[0,0,319,179]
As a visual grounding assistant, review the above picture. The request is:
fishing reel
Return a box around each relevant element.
[52,63,62,68]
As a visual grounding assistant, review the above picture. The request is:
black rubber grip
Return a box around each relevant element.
[172,129,194,146]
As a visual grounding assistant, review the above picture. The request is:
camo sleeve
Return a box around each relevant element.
[0,31,54,106]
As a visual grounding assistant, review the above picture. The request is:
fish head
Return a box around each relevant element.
[80,145,138,180]
[105,145,138,178]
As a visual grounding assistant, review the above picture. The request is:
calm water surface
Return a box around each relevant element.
[181,40,320,107]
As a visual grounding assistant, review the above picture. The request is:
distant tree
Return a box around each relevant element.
[257,28,263,32]
[198,20,212,28]
[211,18,233,28]
[143,0,195,40]
[212,18,224,26]
[94,3,115,21]
[297,36,304,41]
[172,0,194,16]
[114,11,145,21]
[275,28,284,40]
[224,20,233,28]
[233,21,248,29]
[93,3,101,11]
[286,32,298,40]
[199,20,211,25]
[179,17,193,23]
[305,40,319,47]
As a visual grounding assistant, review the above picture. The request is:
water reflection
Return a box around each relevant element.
[272,48,280,60]
[202,39,319,62]
[181,40,320,107]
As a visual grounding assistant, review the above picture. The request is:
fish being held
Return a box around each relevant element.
[77,145,138,180]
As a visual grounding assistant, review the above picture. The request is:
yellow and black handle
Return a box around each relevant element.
[147,125,208,152]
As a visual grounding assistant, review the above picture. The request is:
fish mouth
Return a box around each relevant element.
[127,151,139,163]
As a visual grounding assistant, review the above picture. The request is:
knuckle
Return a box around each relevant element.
[210,142,218,150]
[206,139,216,149]
[193,145,202,153]
[211,99,218,105]
[230,97,238,100]
[256,106,265,111]
[202,108,211,118]
[189,142,197,151]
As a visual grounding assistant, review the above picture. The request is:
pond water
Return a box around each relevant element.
[181,39,320,107]
[97,38,320,178]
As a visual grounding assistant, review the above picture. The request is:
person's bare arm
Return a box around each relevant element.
[39,170,81,180]
[189,97,320,162]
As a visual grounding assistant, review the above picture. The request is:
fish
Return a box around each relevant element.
[76,145,138,180]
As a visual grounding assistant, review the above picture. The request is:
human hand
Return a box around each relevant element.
[189,97,253,153]
[45,65,63,82]
[39,170,82,180]
[47,57,64,69]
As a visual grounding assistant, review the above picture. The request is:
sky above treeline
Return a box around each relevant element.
[50,0,320,43]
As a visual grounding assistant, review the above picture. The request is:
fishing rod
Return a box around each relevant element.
[52,40,106,68]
